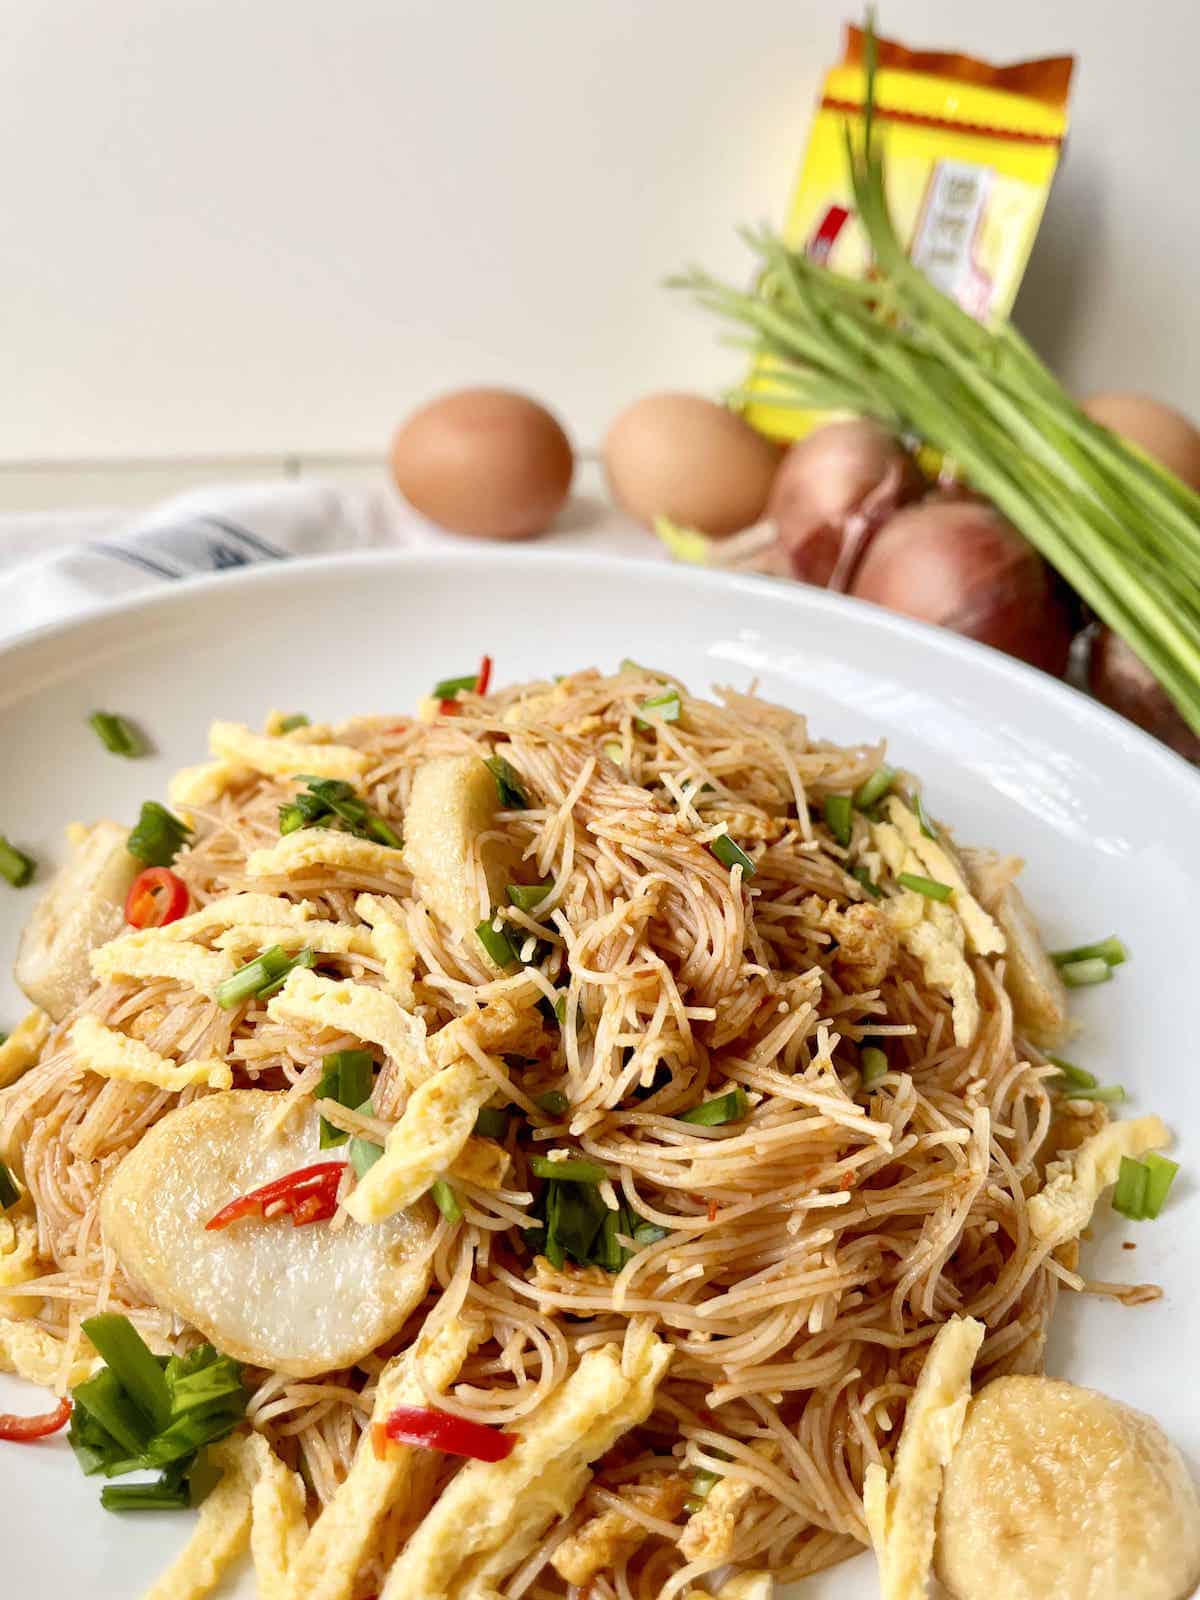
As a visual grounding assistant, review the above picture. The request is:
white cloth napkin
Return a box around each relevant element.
[0,477,656,646]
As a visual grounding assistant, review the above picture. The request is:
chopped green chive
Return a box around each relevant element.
[603,740,625,765]
[0,1160,20,1209]
[1059,957,1113,988]
[912,792,939,840]
[850,865,882,899]
[81,1315,170,1433]
[1068,1083,1126,1104]
[1045,1055,1098,1091]
[635,690,681,730]
[1142,1153,1179,1219]
[897,872,953,902]
[348,1101,385,1180]
[677,1087,748,1127]
[529,1155,608,1184]
[277,713,309,733]
[432,672,479,699]
[823,794,853,847]
[1112,1155,1150,1220]
[215,945,314,1010]
[100,1473,189,1512]
[431,1179,462,1222]
[506,882,552,913]
[281,778,401,850]
[366,815,403,849]
[860,1047,889,1085]
[711,834,757,877]
[633,1222,668,1246]
[89,712,142,758]
[476,918,519,967]
[315,1050,375,1148]
[73,1369,154,1458]
[473,1107,509,1140]
[1051,936,1128,969]
[534,1090,568,1117]
[485,756,529,809]
[0,836,35,887]
[853,765,896,809]
[127,802,191,868]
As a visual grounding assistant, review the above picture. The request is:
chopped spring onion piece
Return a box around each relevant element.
[1067,1083,1126,1104]
[633,1222,668,1246]
[710,834,757,877]
[431,1179,462,1222]
[283,777,402,850]
[691,1467,721,1498]
[72,1369,153,1458]
[350,1136,384,1179]
[100,1473,189,1512]
[912,792,939,840]
[81,1315,170,1433]
[823,794,853,847]
[476,918,519,967]
[367,814,404,849]
[860,1047,889,1085]
[1112,1155,1150,1221]
[432,672,479,699]
[89,711,142,758]
[1046,1055,1098,1091]
[603,740,625,765]
[1059,957,1113,988]
[506,881,551,913]
[529,1155,607,1184]
[553,994,569,1027]
[215,945,314,1009]
[853,765,896,809]
[473,1107,509,1139]
[1051,935,1129,969]
[677,1087,748,1127]
[1142,1153,1180,1219]
[0,1160,20,1210]
[485,756,529,809]
[534,1090,568,1117]
[635,690,681,730]
[0,836,34,887]
[851,865,882,900]
[315,1050,375,1148]
[277,713,309,733]
[127,802,191,868]
[897,872,953,902]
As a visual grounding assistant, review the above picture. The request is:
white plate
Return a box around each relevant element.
[0,550,1195,1598]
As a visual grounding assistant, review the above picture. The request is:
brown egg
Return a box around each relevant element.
[390,388,574,539]
[603,393,781,537]
[1082,392,1200,490]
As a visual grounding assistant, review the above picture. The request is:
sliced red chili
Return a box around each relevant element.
[383,1404,516,1462]
[438,699,462,716]
[205,1161,347,1231]
[0,1395,72,1441]
[125,867,190,930]
[475,654,493,697]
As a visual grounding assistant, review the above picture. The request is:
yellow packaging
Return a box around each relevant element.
[746,25,1074,440]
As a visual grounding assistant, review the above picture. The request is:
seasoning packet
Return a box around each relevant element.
[744,23,1074,440]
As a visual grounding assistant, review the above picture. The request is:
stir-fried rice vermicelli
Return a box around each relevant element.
[0,662,1126,1597]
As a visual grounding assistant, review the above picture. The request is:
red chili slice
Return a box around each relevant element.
[382,1404,516,1462]
[475,654,493,697]
[0,1396,72,1442]
[125,867,190,930]
[204,1161,347,1231]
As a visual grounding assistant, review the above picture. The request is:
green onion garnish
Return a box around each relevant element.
[215,945,314,1010]
[89,712,142,758]
[73,1369,154,1458]
[473,1107,509,1139]
[1070,1083,1126,1103]
[431,1179,462,1222]
[1059,957,1113,988]
[1046,1055,1098,1091]
[897,872,953,902]
[348,1100,385,1180]
[277,713,309,733]
[860,1047,889,1085]
[0,836,35,887]
[633,1222,668,1246]
[476,918,519,967]
[711,834,757,877]
[506,882,551,913]
[127,802,191,868]
[100,1473,189,1513]
[1142,1153,1179,1219]
[635,690,682,730]
[850,865,882,899]
[81,1315,170,1432]
[0,1161,20,1209]
[529,1155,607,1184]
[677,1087,747,1127]
[485,756,529,810]
[853,765,896,809]
[823,794,853,847]
[432,672,479,699]
[315,1050,375,1148]
[603,740,625,765]
[366,815,403,849]
[281,778,401,850]
[912,792,939,840]
[1050,936,1129,969]
[534,1090,568,1117]
[1112,1155,1150,1220]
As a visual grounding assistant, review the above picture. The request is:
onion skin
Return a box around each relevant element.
[1088,627,1200,762]
[770,419,922,588]
[849,500,1075,676]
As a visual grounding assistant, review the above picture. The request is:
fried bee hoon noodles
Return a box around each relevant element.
[0,663,1121,1598]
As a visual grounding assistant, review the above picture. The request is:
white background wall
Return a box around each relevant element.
[1,0,1195,473]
